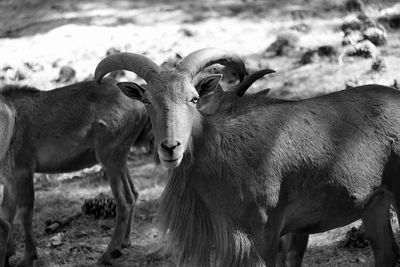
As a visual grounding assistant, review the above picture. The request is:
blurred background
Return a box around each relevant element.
[0,0,399,266]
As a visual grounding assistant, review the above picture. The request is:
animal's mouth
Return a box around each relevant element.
[160,157,182,168]
[164,158,179,162]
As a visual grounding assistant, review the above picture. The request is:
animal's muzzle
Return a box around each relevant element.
[160,139,181,155]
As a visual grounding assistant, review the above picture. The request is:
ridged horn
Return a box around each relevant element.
[231,68,275,96]
[94,52,161,83]
[176,48,246,82]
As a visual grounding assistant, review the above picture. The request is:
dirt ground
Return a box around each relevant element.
[1,0,400,266]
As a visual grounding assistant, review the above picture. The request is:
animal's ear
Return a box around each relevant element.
[196,74,223,97]
[116,82,145,100]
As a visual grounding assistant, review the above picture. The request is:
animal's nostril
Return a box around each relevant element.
[171,141,181,149]
[161,142,170,151]
[161,140,181,152]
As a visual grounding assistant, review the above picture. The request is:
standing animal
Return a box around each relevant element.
[0,96,16,267]
[95,47,400,267]
[0,79,150,266]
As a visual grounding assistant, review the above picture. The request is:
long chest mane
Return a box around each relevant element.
[157,118,266,266]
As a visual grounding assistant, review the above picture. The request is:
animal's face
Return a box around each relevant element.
[123,71,218,168]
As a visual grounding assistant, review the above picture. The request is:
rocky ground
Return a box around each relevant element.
[1,0,400,266]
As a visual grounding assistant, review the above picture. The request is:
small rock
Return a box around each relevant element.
[1,65,12,72]
[350,257,367,263]
[106,47,121,56]
[345,40,378,58]
[1,67,26,82]
[393,80,399,90]
[49,233,65,248]
[24,62,43,72]
[371,57,386,72]
[341,19,363,33]
[357,13,378,29]
[56,66,76,83]
[14,69,26,81]
[345,79,360,89]
[362,26,387,46]
[342,30,364,46]
[317,45,338,57]
[179,28,195,37]
[300,50,318,65]
[266,31,300,56]
[345,0,365,13]
[289,23,311,33]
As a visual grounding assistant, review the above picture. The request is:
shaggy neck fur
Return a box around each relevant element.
[158,114,265,267]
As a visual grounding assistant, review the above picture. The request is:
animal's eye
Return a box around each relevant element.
[190,97,199,104]
[142,98,151,106]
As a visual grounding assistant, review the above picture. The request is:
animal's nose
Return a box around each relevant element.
[160,139,181,154]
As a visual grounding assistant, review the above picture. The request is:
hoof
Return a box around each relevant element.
[5,245,15,259]
[98,255,113,266]
[121,240,132,249]
[16,259,37,267]
[16,253,38,267]
[5,249,15,267]
[98,250,122,266]
[110,249,122,259]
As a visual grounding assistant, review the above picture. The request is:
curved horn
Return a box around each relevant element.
[177,48,246,82]
[231,68,275,96]
[94,52,161,83]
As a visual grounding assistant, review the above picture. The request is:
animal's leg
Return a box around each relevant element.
[98,164,129,265]
[16,169,37,267]
[277,234,289,266]
[362,191,399,267]
[93,118,144,265]
[121,168,138,248]
[260,229,280,267]
[285,233,309,267]
[277,233,308,267]
[249,208,281,267]
[0,176,18,267]
[0,217,10,267]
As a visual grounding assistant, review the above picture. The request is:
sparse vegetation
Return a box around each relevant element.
[340,226,369,249]
[82,194,117,219]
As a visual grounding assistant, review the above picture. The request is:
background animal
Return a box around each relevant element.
[0,79,150,266]
[94,48,400,267]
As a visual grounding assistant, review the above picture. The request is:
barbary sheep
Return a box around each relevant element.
[95,48,400,266]
[0,79,150,266]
